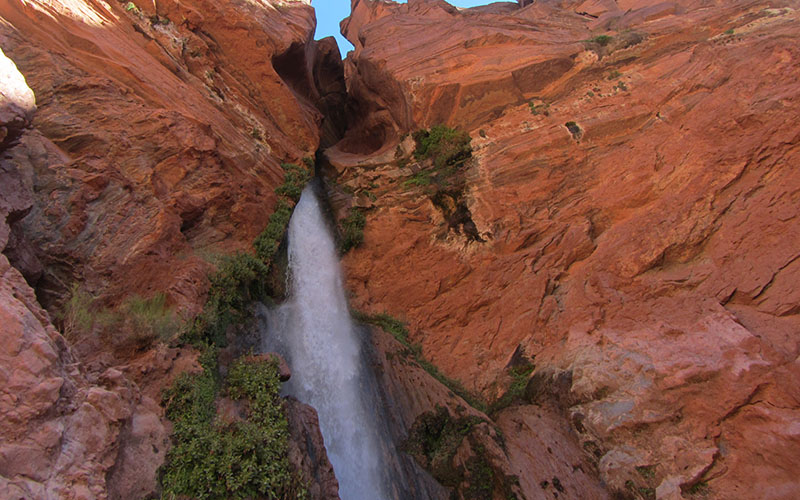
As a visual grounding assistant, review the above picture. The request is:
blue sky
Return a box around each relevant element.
[312,0,497,56]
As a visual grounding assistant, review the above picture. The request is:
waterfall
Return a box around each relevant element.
[260,184,390,500]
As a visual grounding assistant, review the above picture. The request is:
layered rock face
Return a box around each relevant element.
[331,0,800,498]
[0,0,344,497]
[369,323,610,500]
[0,0,345,317]
[0,45,172,499]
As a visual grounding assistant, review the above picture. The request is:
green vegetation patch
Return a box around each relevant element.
[274,162,311,202]
[403,125,472,195]
[625,480,656,500]
[402,126,483,240]
[60,284,95,341]
[586,34,614,46]
[160,351,305,499]
[636,465,656,480]
[413,125,472,170]
[185,160,312,347]
[404,406,485,485]
[339,208,366,254]
[254,200,293,262]
[150,15,170,26]
[352,311,413,348]
[684,480,711,497]
[565,121,583,140]
[487,362,535,416]
[186,253,269,347]
[528,101,550,116]
[59,285,181,351]
[404,406,519,500]
[119,292,180,348]
[402,170,432,189]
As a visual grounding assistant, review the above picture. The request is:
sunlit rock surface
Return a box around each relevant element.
[0,0,344,497]
[332,0,800,497]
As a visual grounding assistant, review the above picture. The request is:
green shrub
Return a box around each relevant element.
[487,363,534,416]
[565,121,583,140]
[403,125,472,196]
[636,465,656,480]
[207,253,269,313]
[274,163,311,202]
[413,125,472,171]
[161,352,305,499]
[254,200,293,262]
[586,35,613,46]
[150,15,170,25]
[404,406,484,480]
[404,407,519,499]
[608,69,622,80]
[352,311,418,354]
[120,292,180,347]
[528,101,550,116]
[186,253,269,346]
[402,171,432,189]
[59,284,95,341]
[340,208,366,253]
[685,480,710,496]
[59,285,181,350]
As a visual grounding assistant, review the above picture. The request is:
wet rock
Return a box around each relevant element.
[285,397,340,500]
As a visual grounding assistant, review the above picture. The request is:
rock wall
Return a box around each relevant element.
[367,323,609,500]
[2,0,799,497]
[331,0,800,498]
[0,45,171,498]
[0,0,344,316]
[0,0,345,497]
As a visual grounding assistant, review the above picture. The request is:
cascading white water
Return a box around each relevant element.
[262,185,389,500]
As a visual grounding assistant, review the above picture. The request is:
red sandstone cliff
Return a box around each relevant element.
[0,0,343,497]
[2,0,799,498]
[0,0,346,316]
[329,0,800,498]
